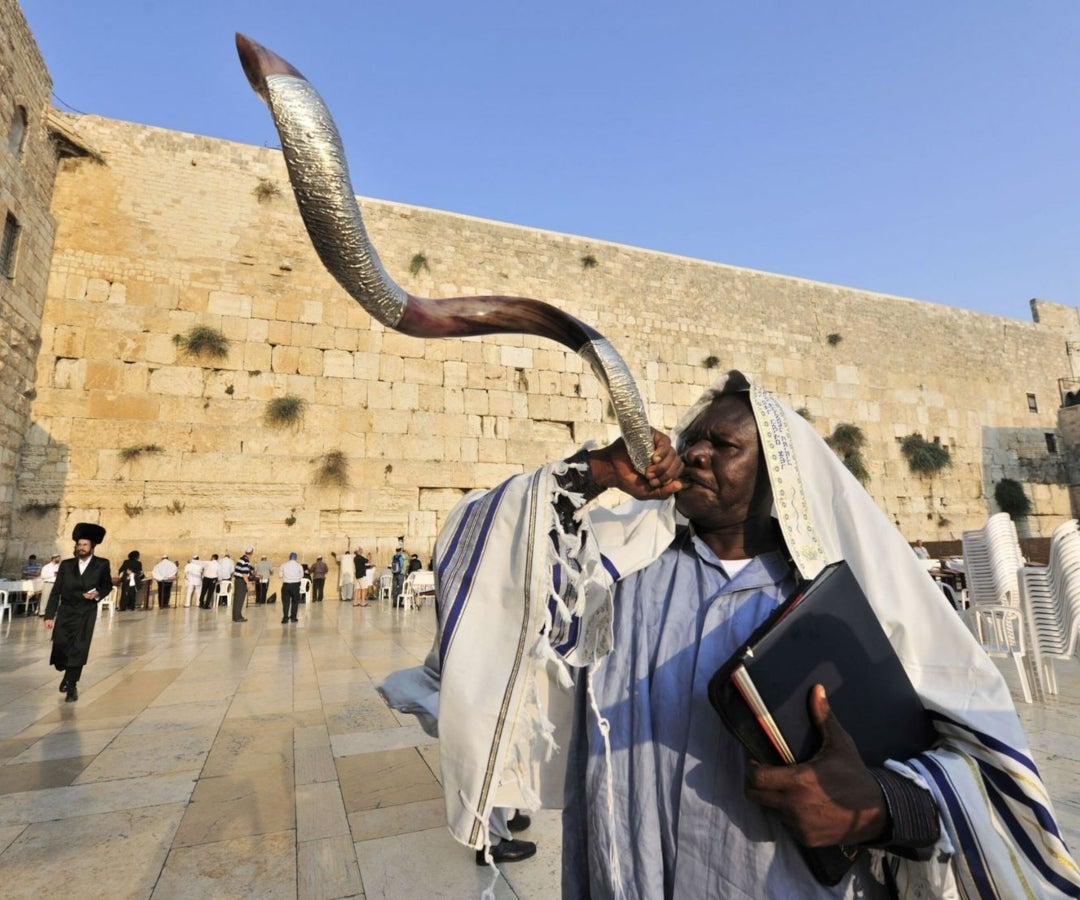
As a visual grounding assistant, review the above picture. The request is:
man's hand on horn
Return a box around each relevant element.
[588,429,684,501]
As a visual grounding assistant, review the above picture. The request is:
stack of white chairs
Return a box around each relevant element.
[299,577,311,605]
[0,590,10,627]
[1019,519,1080,695]
[962,513,1036,702]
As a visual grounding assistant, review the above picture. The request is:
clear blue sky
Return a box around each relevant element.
[20,1,1080,320]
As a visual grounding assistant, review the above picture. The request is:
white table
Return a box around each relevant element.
[0,579,44,615]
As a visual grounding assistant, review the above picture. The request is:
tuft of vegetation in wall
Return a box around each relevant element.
[285,508,297,527]
[173,325,230,360]
[20,501,59,517]
[315,450,349,487]
[119,444,164,462]
[825,423,869,483]
[900,434,951,475]
[409,252,429,276]
[264,395,306,427]
[123,503,143,517]
[253,177,280,202]
[166,499,185,515]
[994,478,1032,518]
[827,333,843,346]
[581,254,598,269]
[795,407,813,422]
[703,355,720,370]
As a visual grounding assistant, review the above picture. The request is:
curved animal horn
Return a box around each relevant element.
[236,33,653,472]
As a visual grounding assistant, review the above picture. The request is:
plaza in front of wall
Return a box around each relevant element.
[1,595,1079,899]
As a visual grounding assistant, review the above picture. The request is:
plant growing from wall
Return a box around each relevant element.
[409,252,429,276]
[166,499,185,515]
[264,395,306,426]
[20,501,59,517]
[702,355,720,369]
[795,407,813,422]
[123,503,143,517]
[315,450,349,487]
[253,177,280,202]
[119,444,164,462]
[900,434,951,475]
[173,325,230,360]
[581,254,598,269]
[285,508,297,527]
[994,478,1032,518]
[825,423,869,483]
[827,332,843,346]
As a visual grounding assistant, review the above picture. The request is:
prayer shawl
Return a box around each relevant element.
[390,372,1080,897]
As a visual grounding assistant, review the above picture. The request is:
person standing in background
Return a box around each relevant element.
[39,553,61,616]
[152,554,178,608]
[254,555,272,604]
[199,554,220,608]
[352,547,370,607]
[310,556,328,602]
[217,552,234,605]
[279,552,304,624]
[22,554,42,579]
[391,547,407,608]
[117,550,143,611]
[44,523,112,703]
[183,556,202,608]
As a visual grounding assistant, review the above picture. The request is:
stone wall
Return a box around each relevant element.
[0,0,59,561]
[5,111,1078,571]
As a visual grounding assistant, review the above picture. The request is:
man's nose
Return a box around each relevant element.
[682,439,711,466]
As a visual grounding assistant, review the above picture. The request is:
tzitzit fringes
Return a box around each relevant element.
[587,662,624,898]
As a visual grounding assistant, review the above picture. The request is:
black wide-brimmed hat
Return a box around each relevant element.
[72,522,106,545]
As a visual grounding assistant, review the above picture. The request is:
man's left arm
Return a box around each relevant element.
[94,559,114,600]
[744,684,939,852]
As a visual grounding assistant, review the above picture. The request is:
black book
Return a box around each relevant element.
[707,560,934,885]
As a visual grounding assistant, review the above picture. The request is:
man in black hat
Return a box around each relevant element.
[43,523,113,702]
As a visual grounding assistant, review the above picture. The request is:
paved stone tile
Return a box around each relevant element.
[331,723,438,758]
[154,829,297,900]
[296,781,350,842]
[0,755,96,795]
[347,797,446,842]
[172,770,295,847]
[298,834,364,900]
[73,726,217,784]
[201,724,293,778]
[1,803,185,899]
[336,747,442,813]
[6,727,121,764]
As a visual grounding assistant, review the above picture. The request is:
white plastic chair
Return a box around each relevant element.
[299,577,311,604]
[1020,519,1080,695]
[215,580,234,607]
[0,590,10,626]
[378,574,393,608]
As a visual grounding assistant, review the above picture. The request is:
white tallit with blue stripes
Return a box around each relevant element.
[418,373,1080,896]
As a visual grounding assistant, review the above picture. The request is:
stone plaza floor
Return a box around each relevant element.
[1,596,1079,899]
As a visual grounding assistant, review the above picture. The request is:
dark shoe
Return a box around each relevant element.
[476,839,536,866]
[507,812,531,832]
[59,677,69,693]
[290,617,298,622]
[281,617,289,624]
[234,617,248,622]
[65,686,78,702]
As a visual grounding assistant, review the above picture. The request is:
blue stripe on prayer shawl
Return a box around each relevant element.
[600,553,619,581]
[929,710,1042,776]
[918,753,999,899]
[439,479,512,667]
[978,765,1080,894]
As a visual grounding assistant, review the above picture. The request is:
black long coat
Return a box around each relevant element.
[44,555,113,670]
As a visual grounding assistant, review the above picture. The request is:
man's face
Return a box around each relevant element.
[74,539,93,559]
[674,394,772,531]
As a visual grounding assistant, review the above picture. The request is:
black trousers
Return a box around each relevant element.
[282,582,300,620]
[63,664,83,685]
[232,578,247,620]
[255,580,269,604]
[158,581,173,607]
[312,578,325,602]
[199,577,216,608]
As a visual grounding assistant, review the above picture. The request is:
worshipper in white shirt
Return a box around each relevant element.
[151,554,178,608]
[384,371,1080,899]
[279,552,304,623]
[198,554,220,608]
[182,556,202,607]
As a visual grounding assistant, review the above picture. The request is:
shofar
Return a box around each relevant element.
[236,33,654,473]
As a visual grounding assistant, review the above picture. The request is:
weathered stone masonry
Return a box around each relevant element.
[3,0,1080,569]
